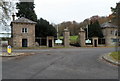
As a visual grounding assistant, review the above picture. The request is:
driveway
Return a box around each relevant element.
[2,47,118,79]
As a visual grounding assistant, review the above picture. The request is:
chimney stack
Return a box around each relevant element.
[12,13,15,21]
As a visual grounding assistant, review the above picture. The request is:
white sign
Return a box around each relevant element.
[55,39,62,44]
[86,39,91,43]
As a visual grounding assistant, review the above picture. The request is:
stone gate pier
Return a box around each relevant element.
[78,28,86,47]
[63,28,70,47]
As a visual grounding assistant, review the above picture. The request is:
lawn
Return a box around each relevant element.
[59,36,78,43]
[70,36,78,41]
[110,51,120,61]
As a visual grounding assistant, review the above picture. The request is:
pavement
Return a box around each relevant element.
[2,47,118,79]
[0,52,25,57]
[1,49,50,57]
[0,52,37,57]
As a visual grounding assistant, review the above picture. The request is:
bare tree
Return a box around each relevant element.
[0,0,17,33]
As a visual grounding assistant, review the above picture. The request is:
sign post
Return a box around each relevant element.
[7,45,12,54]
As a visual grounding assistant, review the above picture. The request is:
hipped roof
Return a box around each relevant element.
[12,17,36,24]
[101,22,117,28]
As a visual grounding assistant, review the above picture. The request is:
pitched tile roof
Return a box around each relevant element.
[12,17,36,24]
[101,22,117,28]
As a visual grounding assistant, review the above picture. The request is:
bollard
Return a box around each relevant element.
[7,45,12,54]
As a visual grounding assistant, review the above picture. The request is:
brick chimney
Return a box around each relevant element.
[12,13,15,21]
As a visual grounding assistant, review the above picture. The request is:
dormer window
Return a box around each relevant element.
[22,28,28,33]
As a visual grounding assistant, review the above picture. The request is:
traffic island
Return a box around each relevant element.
[102,53,120,66]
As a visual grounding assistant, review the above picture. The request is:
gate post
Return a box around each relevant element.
[63,28,70,47]
[78,28,86,47]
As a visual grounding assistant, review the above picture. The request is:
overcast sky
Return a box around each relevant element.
[34,0,119,24]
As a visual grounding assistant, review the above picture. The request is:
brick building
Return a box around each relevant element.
[10,17,36,47]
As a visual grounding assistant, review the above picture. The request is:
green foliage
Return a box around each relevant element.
[16,2,37,22]
[88,21,104,38]
[35,18,57,37]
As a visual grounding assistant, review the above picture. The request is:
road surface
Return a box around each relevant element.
[2,47,118,79]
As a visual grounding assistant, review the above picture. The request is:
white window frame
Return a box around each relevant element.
[21,28,28,33]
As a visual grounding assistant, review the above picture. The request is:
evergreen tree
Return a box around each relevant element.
[88,21,104,38]
[35,18,57,37]
[16,1,57,37]
[16,2,37,21]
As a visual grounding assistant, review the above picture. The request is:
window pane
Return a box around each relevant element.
[22,28,28,33]
[25,28,27,32]
[22,28,24,33]
[112,38,118,42]
[115,31,118,36]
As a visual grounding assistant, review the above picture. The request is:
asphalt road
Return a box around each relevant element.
[2,47,118,79]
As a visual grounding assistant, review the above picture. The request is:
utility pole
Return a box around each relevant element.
[86,25,88,39]
[57,25,59,39]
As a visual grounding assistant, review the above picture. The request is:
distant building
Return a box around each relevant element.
[10,17,36,47]
[101,22,118,46]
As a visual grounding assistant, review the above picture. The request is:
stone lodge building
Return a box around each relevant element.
[10,17,36,47]
[78,21,118,47]
[101,22,118,46]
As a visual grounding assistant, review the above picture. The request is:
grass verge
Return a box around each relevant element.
[110,51,120,61]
